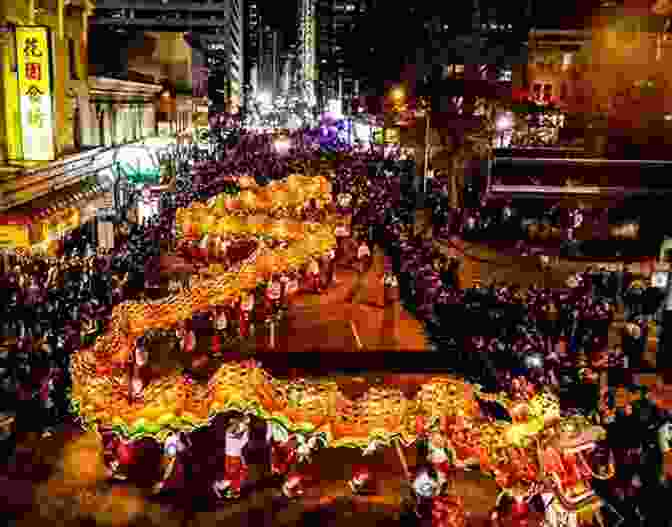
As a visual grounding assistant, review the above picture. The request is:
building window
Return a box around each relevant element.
[562,52,573,71]
[498,69,512,82]
[68,38,79,80]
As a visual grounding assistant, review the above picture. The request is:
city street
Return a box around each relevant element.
[1,374,501,527]
[161,247,428,353]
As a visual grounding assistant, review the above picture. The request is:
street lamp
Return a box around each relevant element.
[391,87,405,102]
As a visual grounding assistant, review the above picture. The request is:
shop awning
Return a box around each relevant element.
[8,178,113,223]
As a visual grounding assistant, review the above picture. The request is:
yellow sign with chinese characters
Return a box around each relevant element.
[16,26,55,161]
[0,225,31,248]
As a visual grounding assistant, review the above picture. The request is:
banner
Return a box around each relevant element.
[0,225,31,249]
[16,26,55,161]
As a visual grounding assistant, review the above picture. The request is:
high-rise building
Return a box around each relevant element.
[298,0,317,108]
[244,0,261,95]
[92,0,243,112]
[258,25,282,98]
[280,44,299,95]
[419,0,533,85]
[297,0,371,115]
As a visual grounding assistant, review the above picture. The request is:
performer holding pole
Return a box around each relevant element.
[347,237,371,304]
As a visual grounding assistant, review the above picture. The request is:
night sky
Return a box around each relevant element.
[259,0,299,42]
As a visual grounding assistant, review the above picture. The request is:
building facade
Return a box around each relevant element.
[244,0,260,96]
[298,0,317,108]
[257,24,281,98]
[524,29,592,113]
[311,0,370,115]
[1,0,94,163]
[91,0,243,113]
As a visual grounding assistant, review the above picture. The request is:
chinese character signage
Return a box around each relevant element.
[0,225,31,248]
[16,26,55,161]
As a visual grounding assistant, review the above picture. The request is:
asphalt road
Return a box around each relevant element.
[0,373,500,527]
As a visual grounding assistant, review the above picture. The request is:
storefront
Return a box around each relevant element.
[113,137,176,225]
[1,174,114,258]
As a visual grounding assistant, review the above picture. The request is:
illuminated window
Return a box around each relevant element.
[454,64,464,75]
[498,69,512,82]
[561,53,573,72]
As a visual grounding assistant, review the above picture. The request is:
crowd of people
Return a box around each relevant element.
[1,122,671,525]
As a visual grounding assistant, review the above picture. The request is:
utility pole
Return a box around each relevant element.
[419,96,431,210]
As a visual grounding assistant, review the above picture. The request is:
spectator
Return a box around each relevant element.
[623,319,646,369]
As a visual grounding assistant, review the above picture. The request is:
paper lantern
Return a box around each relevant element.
[117,441,134,466]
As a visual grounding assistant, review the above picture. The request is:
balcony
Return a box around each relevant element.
[91,16,226,27]
[95,1,227,11]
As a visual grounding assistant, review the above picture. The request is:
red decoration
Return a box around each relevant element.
[431,494,466,527]
[116,441,134,466]
[416,415,427,436]
[25,62,41,81]
[272,442,297,475]
[212,334,221,354]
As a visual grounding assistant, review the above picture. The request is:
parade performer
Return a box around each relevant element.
[285,272,299,306]
[212,305,229,354]
[153,431,191,494]
[101,429,135,481]
[357,238,372,271]
[264,274,282,319]
[349,465,375,495]
[304,258,321,294]
[130,336,149,402]
[238,293,255,339]
[427,430,454,489]
[383,262,400,306]
[219,236,231,267]
[347,237,371,304]
[281,472,306,499]
[183,322,196,355]
[212,414,251,499]
[412,466,440,519]
[320,248,337,289]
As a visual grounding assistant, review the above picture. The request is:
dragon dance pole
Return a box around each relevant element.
[394,439,411,481]
[270,320,275,350]
[351,320,363,350]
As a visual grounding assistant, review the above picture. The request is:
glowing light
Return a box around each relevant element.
[325,98,343,119]
[257,92,272,107]
[496,113,514,131]
[390,87,405,101]
[274,138,292,156]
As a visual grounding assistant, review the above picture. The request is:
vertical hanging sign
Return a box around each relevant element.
[16,26,55,161]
